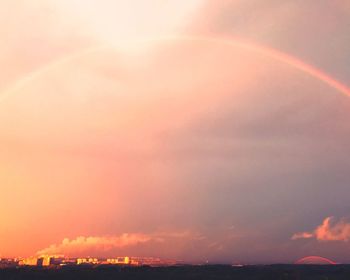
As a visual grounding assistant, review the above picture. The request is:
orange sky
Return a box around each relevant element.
[1,0,350,263]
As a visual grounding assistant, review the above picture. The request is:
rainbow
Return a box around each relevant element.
[1,36,350,103]
[295,256,337,265]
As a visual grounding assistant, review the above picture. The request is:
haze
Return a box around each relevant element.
[0,0,350,264]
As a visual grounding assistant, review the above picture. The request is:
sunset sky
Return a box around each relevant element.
[1,0,350,264]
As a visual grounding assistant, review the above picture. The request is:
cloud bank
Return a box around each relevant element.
[37,234,153,256]
[37,231,199,257]
[292,217,350,242]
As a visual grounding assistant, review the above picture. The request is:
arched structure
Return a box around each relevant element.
[295,256,337,265]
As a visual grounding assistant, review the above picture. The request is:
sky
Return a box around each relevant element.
[0,0,350,264]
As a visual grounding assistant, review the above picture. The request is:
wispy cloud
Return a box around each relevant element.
[292,217,350,242]
[291,232,314,240]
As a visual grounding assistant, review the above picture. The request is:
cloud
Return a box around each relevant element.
[291,232,313,240]
[37,233,152,256]
[292,217,350,242]
[37,231,200,256]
